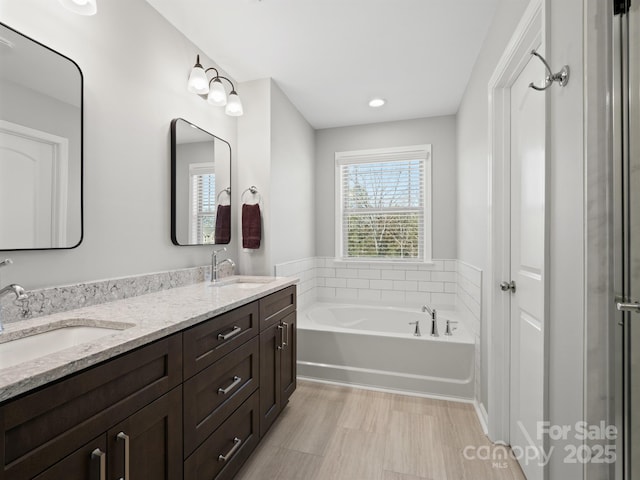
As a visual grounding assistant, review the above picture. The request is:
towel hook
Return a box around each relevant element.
[528,50,569,91]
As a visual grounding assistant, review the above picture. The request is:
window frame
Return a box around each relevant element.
[334,144,432,263]
[188,162,216,245]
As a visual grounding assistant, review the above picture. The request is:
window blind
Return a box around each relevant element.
[337,149,428,260]
[190,172,216,244]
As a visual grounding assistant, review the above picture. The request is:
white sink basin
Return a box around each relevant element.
[0,321,133,370]
[211,277,277,289]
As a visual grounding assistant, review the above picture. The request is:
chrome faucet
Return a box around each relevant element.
[422,305,439,337]
[211,247,236,283]
[0,259,28,333]
[444,319,459,336]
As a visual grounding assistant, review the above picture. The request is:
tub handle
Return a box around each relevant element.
[282,322,289,348]
[277,325,284,350]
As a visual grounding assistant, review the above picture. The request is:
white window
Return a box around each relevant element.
[335,145,432,262]
[189,163,216,244]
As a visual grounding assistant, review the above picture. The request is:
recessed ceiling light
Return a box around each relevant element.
[369,98,386,108]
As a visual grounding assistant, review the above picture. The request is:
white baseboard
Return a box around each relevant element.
[474,400,489,435]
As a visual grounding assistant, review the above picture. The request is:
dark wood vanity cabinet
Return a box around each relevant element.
[259,288,297,437]
[0,285,296,480]
[0,334,183,480]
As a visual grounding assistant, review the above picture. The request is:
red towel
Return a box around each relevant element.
[214,204,231,244]
[242,203,261,249]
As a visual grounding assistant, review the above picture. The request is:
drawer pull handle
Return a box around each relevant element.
[218,437,242,462]
[282,321,289,348]
[218,326,242,340]
[91,448,106,480]
[277,325,284,350]
[116,432,130,480]
[218,376,242,395]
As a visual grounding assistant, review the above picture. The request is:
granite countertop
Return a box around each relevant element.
[0,275,298,403]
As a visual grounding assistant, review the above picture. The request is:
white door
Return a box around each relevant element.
[0,130,56,248]
[508,47,546,480]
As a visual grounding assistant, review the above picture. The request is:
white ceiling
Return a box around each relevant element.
[146,0,499,129]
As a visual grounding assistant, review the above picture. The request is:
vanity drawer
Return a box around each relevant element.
[183,336,259,457]
[184,301,259,379]
[0,334,182,480]
[259,285,296,331]
[184,390,260,480]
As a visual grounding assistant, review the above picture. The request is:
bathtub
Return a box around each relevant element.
[297,303,475,400]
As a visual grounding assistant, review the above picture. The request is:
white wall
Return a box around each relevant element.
[237,78,315,275]
[270,82,315,266]
[315,116,457,259]
[455,0,529,410]
[0,0,238,289]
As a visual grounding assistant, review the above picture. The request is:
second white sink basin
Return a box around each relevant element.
[211,277,277,289]
[0,321,133,370]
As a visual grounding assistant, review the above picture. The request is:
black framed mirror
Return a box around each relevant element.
[0,22,83,250]
[171,118,231,246]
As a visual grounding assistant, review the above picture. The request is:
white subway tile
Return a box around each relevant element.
[381,270,405,280]
[405,271,430,281]
[405,291,431,306]
[358,289,381,301]
[317,287,336,299]
[316,277,326,287]
[335,288,359,300]
[347,278,369,289]
[431,292,456,308]
[418,281,444,293]
[370,279,394,290]
[377,263,395,270]
[325,277,347,288]
[445,282,457,293]
[430,260,445,271]
[336,268,350,278]
[431,271,456,282]
[445,260,457,272]
[393,280,418,291]
[380,290,406,303]
[358,269,381,279]
[394,264,418,270]
[347,262,365,269]
[316,267,336,278]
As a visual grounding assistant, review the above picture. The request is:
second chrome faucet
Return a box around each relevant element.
[211,247,236,283]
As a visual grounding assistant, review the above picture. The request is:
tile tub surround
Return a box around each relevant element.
[0,275,297,402]
[0,264,241,324]
[456,261,483,408]
[275,257,458,309]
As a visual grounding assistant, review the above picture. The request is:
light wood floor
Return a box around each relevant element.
[236,380,526,480]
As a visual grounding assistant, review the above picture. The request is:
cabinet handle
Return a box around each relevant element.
[116,432,130,480]
[277,325,284,350]
[218,375,242,395]
[91,448,106,480]
[218,326,241,340]
[218,437,242,462]
[282,322,289,348]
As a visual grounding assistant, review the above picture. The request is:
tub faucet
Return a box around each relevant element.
[211,247,236,283]
[409,320,421,336]
[422,305,439,337]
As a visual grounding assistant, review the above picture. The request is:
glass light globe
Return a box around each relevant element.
[225,91,244,116]
[207,79,227,106]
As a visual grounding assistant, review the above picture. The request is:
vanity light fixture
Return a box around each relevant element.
[58,0,97,16]
[369,98,386,108]
[187,55,244,117]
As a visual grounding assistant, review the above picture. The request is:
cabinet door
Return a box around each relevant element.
[280,312,297,405]
[259,322,282,437]
[34,435,107,480]
[107,387,183,480]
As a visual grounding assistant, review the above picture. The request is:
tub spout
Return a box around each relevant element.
[422,305,438,337]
